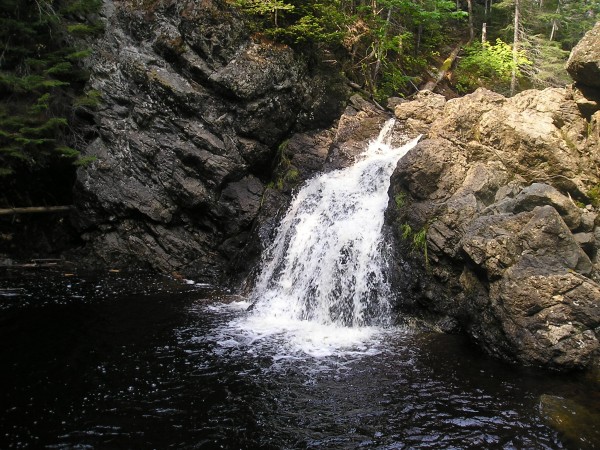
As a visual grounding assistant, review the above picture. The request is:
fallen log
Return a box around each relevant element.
[0,205,73,216]
[420,41,463,92]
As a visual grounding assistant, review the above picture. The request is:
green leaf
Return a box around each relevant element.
[56,145,80,158]
[73,155,98,166]
[67,23,97,36]
[73,89,102,108]
[0,0,101,191]
[29,93,52,114]
[67,49,93,60]
[0,167,14,177]
[45,61,73,76]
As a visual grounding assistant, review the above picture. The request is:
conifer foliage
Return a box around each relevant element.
[455,0,599,93]
[0,0,101,205]
[232,0,598,98]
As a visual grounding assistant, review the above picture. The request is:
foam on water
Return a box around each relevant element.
[235,315,385,357]
[219,120,420,359]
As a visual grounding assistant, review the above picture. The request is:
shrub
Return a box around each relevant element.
[455,39,531,94]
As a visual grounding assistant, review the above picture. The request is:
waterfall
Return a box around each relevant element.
[248,120,420,329]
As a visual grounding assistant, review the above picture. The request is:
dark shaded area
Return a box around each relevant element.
[0,213,83,262]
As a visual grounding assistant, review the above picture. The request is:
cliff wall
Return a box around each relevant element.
[72,0,348,281]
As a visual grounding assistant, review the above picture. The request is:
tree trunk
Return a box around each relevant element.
[549,2,560,41]
[482,22,487,43]
[550,19,557,40]
[467,0,474,42]
[510,0,520,96]
[372,7,393,83]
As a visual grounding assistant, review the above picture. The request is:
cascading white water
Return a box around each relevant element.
[248,120,420,332]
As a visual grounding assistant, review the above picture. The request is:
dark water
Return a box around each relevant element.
[1,269,598,449]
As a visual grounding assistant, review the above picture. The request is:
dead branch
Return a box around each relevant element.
[0,205,73,216]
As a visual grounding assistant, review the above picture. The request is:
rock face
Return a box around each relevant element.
[73,0,348,280]
[388,85,600,370]
[74,0,600,370]
[567,21,600,88]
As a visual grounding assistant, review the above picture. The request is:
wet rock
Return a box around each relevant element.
[72,0,348,281]
[218,176,264,235]
[328,94,389,167]
[395,137,461,201]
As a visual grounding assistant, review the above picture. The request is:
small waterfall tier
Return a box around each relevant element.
[250,120,420,328]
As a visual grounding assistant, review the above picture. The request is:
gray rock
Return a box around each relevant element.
[72,0,348,281]
[208,42,301,100]
[511,183,582,230]
[491,267,600,368]
[394,90,446,135]
[575,232,596,257]
[387,97,407,110]
[581,210,598,232]
[567,21,600,88]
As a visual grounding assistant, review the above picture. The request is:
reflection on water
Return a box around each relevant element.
[0,270,598,449]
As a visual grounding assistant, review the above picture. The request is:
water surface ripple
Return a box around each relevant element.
[1,271,592,449]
